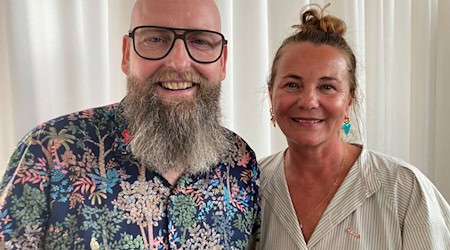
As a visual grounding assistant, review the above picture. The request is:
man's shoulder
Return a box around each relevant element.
[222,127,253,150]
[220,127,259,168]
[34,103,120,130]
[222,127,241,139]
[29,103,118,132]
[13,103,124,151]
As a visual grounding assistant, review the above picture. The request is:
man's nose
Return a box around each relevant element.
[164,39,191,71]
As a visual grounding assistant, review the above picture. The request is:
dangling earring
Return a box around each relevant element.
[343,116,351,135]
[270,108,276,127]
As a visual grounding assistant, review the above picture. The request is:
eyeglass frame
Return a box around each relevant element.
[128,25,228,64]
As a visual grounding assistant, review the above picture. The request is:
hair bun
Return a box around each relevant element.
[292,4,346,36]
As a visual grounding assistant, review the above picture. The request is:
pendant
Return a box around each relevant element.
[343,123,351,135]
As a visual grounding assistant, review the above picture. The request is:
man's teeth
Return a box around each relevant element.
[161,82,193,90]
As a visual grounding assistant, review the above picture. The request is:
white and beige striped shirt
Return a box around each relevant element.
[259,146,450,249]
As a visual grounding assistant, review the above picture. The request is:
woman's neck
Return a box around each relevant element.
[285,139,348,176]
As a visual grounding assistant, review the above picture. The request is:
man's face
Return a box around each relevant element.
[120,0,229,174]
[121,0,227,102]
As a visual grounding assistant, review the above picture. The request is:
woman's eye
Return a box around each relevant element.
[287,82,298,89]
[321,85,334,91]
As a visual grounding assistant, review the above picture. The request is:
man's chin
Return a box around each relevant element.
[124,72,227,176]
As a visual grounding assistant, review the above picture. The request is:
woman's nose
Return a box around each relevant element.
[297,88,319,109]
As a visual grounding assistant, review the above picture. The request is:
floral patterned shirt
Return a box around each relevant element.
[0,102,260,250]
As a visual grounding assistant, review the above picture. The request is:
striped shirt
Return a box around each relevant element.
[259,146,450,249]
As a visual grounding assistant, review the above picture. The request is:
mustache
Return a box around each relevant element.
[145,70,210,86]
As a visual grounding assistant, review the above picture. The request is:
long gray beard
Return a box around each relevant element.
[122,71,230,175]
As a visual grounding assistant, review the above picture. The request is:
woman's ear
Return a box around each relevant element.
[345,95,353,113]
[268,85,273,103]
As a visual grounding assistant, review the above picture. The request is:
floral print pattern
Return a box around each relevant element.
[0,102,260,249]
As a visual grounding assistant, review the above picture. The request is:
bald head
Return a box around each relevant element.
[121,0,228,86]
[131,0,222,32]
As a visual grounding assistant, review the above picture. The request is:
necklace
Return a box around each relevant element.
[298,147,347,229]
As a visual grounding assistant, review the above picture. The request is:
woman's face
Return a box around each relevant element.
[269,42,352,149]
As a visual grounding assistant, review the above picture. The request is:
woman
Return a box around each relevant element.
[260,4,450,249]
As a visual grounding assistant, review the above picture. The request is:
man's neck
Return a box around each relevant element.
[161,168,185,186]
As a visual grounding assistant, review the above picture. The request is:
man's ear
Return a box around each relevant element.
[219,44,228,81]
[121,35,131,74]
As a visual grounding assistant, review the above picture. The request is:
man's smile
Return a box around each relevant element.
[160,81,195,90]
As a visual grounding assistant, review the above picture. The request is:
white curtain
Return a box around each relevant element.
[1,0,449,201]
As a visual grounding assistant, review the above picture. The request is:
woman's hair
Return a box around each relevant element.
[268,4,357,100]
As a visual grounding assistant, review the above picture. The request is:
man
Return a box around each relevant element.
[0,0,260,249]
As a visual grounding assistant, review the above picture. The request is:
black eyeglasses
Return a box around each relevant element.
[128,26,228,64]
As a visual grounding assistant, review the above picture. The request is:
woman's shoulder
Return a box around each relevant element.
[362,148,425,181]
[258,150,286,190]
[259,150,285,172]
[359,148,449,225]
[362,148,449,207]
[360,148,423,191]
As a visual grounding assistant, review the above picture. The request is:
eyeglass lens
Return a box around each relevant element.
[133,27,225,63]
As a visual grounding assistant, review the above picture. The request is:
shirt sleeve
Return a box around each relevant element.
[402,170,450,249]
[0,130,50,249]
[247,146,261,250]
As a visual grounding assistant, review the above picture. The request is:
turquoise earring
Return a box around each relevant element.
[343,117,351,135]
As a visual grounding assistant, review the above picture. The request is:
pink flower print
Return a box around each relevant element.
[81,109,95,118]
[237,152,251,167]
[121,129,132,145]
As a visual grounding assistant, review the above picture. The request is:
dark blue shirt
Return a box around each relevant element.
[0,102,260,249]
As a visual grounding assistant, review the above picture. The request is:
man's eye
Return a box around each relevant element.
[145,37,164,43]
[189,39,216,50]
[188,32,220,50]
[139,36,170,49]
[192,39,208,45]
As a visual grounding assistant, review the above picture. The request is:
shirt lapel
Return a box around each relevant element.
[308,148,381,247]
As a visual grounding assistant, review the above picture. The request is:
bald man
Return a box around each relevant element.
[0,1,260,249]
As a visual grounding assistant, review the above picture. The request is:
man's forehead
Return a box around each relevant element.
[131,0,221,31]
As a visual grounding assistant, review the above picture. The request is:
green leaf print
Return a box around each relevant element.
[171,195,197,243]
[10,184,47,233]
[80,204,124,247]
[45,214,82,249]
[118,233,145,249]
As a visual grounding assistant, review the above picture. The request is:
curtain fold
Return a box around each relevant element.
[410,0,437,177]
[0,0,448,201]
[434,0,450,200]
[0,0,14,166]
